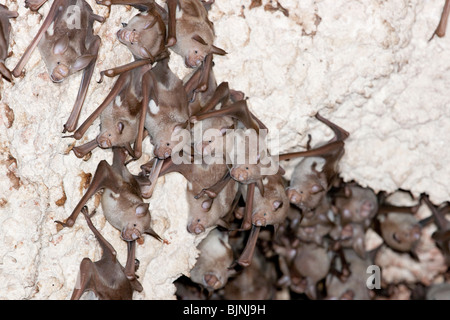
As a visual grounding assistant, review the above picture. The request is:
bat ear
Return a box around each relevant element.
[211,45,227,56]
[72,54,96,72]
[344,185,352,198]
[273,200,283,210]
[53,35,69,55]
[310,184,324,194]
[135,203,149,216]
[192,34,208,46]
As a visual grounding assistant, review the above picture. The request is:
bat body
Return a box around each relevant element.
[71,207,143,300]
[329,185,378,258]
[326,248,372,300]
[144,57,189,159]
[72,65,153,159]
[143,157,238,234]
[170,0,225,68]
[13,0,104,132]
[0,5,18,82]
[285,113,349,215]
[189,228,235,291]
[56,147,161,243]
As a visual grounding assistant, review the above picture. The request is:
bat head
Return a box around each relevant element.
[287,175,326,216]
[120,202,153,242]
[97,95,139,149]
[117,12,165,60]
[47,35,96,82]
[251,176,289,227]
[335,185,378,225]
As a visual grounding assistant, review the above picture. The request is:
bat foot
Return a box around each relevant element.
[55,219,73,231]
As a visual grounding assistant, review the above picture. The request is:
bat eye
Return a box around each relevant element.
[194,50,198,54]
[166,142,170,146]
[57,61,60,64]
[245,167,249,170]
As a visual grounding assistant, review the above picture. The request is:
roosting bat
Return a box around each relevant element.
[12,0,104,133]
[144,56,190,160]
[94,0,177,46]
[276,241,331,300]
[375,199,428,260]
[70,206,143,300]
[141,156,238,234]
[97,3,169,81]
[422,194,450,266]
[0,5,18,82]
[189,228,236,292]
[221,243,277,300]
[56,147,162,244]
[293,197,335,246]
[70,65,154,159]
[329,184,378,258]
[283,113,349,215]
[170,0,226,68]
[325,248,373,300]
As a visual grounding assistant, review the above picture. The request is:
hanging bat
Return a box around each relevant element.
[97,3,169,82]
[144,56,189,160]
[329,184,378,258]
[221,243,277,300]
[294,196,335,246]
[422,194,450,266]
[170,0,226,68]
[0,5,18,82]
[141,156,238,234]
[189,228,236,293]
[332,184,379,228]
[277,241,331,300]
[12,0,104,133]
[56,147,162,244]
[94,0,177,46]
[70,206,143,300]
[70,65,154,160]
[374,199,429,260]
[283,113,349,215]
[325,248,373,300]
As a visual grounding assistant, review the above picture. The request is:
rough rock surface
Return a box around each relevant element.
[0,0,449,299]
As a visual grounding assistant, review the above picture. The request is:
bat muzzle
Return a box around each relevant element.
[121,227,141,242]
[51,64,69,82]
[97,135,112,149]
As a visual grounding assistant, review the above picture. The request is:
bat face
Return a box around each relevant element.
[38,0,97,82]
[287,157,327,215]
[117,11,165,60]
[97,94,141,149]
[251,175,289,227]
[189,229,234,291]
[379,213,421,253]
[101,188,153,242]
[334,185,378,226]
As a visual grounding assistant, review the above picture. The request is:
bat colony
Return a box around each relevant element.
[1,0,450,300]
